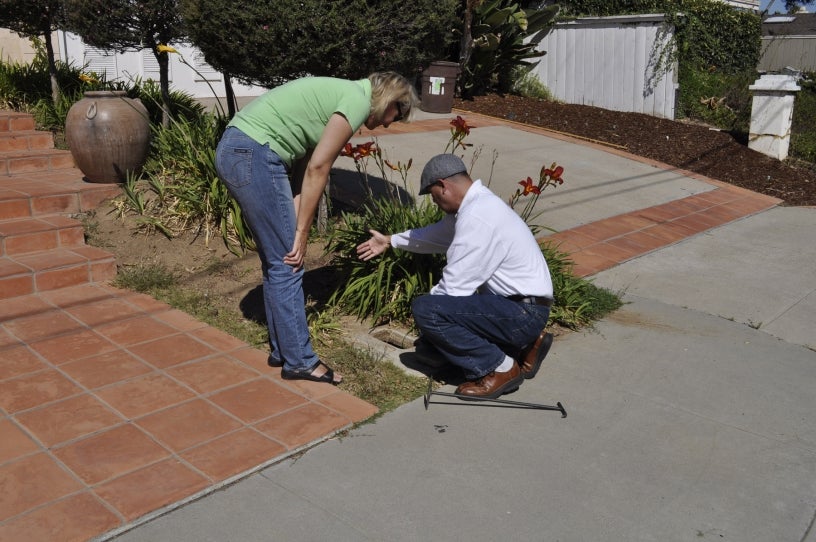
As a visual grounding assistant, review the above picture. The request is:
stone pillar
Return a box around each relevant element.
[748,74,801,161]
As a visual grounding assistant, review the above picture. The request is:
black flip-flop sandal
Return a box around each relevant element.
[267,355,283,368]
[281,361,339,384]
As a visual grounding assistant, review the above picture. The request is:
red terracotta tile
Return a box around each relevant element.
[0,417,40,464]
[0,344,47,380]
[35,263,90,292]
[29,328,117,365]
[152,308,208,331]
[0,295,54,322]
[209,378,308,423]
[634,204,686,223]
[0,491,121,542]
[0,453,84,521]
[60,349,152,389]
[95,373,196,419]
[0,198,30,220]
[1,308,82,342]
[190,326,248,352]
[561,222,612,243]
[580,242,639,265]
[0,273,34,300]
[671,212,725,232]
[136,399,242,452]
[580,217,646,241]
[53,424,169,485]
[318,391,378,423]
[181,428,286,481]
[567,251,618,277]
[543,230,598,252]
[693,187,740,205]
[15,248,85,272]
[94,315,178,346]
[255,402,350,449]
[31,193,78,215]
[229,347,272,372]
[95,458,209,521]
[728,196,779,214]
[4,230,57,256]
[704,204,749,223]
[616,230,670,253]
[63,296,143,326]
[640,221,698,243]
[165,355,259,394]
[117,291,169,312]
[128,334,218,369]
[37,284,113,307]
[0,328,21,349]
[276,373,345,400]
[0,369,82,413]
[16,394,124,447]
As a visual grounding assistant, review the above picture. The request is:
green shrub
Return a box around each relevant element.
[511,65,556,100]
[325,197,446,326]
[790,73,816,164]
[676,65,755,131]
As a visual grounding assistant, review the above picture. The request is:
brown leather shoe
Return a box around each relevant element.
[518,330,553,379]
[455,362,523,400]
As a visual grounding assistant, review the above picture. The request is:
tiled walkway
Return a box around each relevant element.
[0,110,780,542]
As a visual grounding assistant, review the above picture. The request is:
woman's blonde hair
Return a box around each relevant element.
[369,71,420,123]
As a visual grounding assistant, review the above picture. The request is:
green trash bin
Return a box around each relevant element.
[420,61,460,114]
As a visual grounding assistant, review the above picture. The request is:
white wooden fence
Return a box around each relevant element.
[530,14,679,119]
[57,31,266,101]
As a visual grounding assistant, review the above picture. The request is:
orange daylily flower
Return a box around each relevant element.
[518,177,541,196]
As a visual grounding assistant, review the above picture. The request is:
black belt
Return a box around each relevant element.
[507,295,553,307]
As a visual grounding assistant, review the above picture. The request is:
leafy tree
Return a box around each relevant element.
[62,0,186,126]
[179,0,458,89]
[780,0,816,13]
[0,0,64,104]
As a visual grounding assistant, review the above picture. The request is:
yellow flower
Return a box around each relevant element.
[157,44,178,54]
[79,73,98,83]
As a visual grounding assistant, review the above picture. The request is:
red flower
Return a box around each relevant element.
[357,141,378,157]
[340,143,354,157]
[450,115,470,137]
[541,164,564,181]
[518,177,541,196]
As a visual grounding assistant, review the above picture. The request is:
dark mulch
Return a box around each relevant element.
[453,94,815,207]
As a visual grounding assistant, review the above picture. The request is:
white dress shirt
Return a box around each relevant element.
[390,180,553,298]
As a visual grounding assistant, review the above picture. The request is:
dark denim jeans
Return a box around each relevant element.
[215,127,318,372]
[411,293,551,380]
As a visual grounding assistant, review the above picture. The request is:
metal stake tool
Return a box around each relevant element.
[423,377,567,417]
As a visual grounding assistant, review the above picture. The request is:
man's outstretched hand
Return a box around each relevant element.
[356,229,391,261]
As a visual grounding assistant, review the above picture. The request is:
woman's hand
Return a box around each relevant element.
[356,229,391,261]
[284,228,309,270]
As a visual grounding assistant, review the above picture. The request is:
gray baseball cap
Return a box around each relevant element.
[418,154,468,195]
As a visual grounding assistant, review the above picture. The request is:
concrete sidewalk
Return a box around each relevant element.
[110,112,816,542]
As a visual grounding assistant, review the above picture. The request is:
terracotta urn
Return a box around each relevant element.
[65,90,151,183]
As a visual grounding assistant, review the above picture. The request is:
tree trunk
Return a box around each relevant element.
[43,29,60,106]
[224,72,237,118]
[459,0,477,93]
[156,49,172,128]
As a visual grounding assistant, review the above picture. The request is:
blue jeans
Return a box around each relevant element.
[215,127,318,372]
[412,294,551,380]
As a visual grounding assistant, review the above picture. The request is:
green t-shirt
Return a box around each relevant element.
[228,77,372,168]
